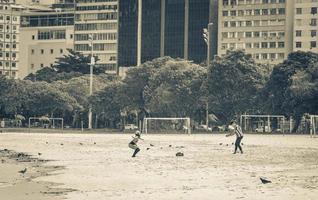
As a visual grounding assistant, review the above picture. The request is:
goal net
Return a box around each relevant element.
[143,117,191,134]
[28,117,64,131]
[310,115,318,138]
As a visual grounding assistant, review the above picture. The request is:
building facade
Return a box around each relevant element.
[118,0,212,67]
[74,0,118,74]
[0,3,23,79]
[293,0,318,53]
[19,11,74,78]
[218,0,294,64]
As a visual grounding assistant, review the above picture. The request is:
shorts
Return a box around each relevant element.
[129,143,138,150]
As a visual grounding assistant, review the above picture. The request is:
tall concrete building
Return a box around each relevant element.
[0,3,24,78]
[218,0,294,64]
[118,0,213,67]
[19,10,74,78]
[74,0,118,74]
[293,0,318,53]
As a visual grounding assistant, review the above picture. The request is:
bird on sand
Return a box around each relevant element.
[260,177,271,184]
[18,168,27,174]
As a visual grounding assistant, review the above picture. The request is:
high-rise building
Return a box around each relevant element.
[0,3,24,78]
[118,0,212,67]
[218,0,294,64]
[19,10,74,78]
[293,0,318,53]
[74,0,118,74]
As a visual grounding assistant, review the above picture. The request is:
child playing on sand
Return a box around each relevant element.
[129,130,143,157]
[226,121,244,154]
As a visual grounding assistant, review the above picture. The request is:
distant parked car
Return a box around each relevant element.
[124,124,138,130]
[255,126,271,133]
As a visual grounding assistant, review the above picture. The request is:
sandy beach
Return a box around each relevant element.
[0,132,318,200]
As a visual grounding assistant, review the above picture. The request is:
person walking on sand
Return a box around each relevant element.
[129,130,143,157]
[226,121,244,154]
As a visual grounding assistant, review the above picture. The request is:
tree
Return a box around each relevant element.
[144,59,206,119]
[263,51,318,131]
[24,49,104,82]
[207,50,269,123]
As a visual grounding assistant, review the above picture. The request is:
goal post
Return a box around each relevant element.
[309,115,318,138]
[143,117,191,134]
[28,117,64,132]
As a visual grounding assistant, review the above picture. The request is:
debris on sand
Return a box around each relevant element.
[46,142,48,144]
[219,143,223,145]
[260,177,271,184]
[176,152,184,157]
[38,153,42,156]
[150,144,154,147]
[60,143,64,146]
[175,146,185,149]
[232,143,234,145]
[146,148,150,150]
[18,168,27,174]
[94,142,96,145]
[169,145,172,147]
[226,144,229,146]
[241,143,244,145]
[79,143,83,146]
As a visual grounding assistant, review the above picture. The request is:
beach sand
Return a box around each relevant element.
[0,133,318,200]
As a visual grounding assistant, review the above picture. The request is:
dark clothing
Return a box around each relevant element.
[234,136,243,154]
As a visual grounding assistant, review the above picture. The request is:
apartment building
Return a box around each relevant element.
[293,0,318,53]
[0,3,23,79]
[19,10,74,78]
[74,0,118,74]
[218,0,294,64]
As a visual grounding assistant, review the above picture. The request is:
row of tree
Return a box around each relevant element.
[0,50,317,131]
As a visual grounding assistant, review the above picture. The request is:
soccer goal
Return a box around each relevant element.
[143,117,191,134]
[28,117,64,132]
[240,114,287,133]
[309,115,318,138]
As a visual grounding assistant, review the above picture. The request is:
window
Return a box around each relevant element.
[296,42,302,48]
[269,42,276,48]
[270,53,276,60]
[279,0,285,3]
[254,9,260,15]
[40,64,44,68]
[230,10,236,16]
[230,21,236,27]
[245,32,252,38]
[12,62,16,67]
[50,49,54,54]
[246,21,252,27]
[223,11,228,16]
[254,31,260,37]
[278,53,284,59]
[254,43,260,48]
[310,41,317,48]
[60,49,63,54]
[41,49,44,54]
[246,43,252,48]
[238,10,244,16]
[270,8,277,15]
[310,19,317,26]
[32,35,35,40]
[296,30,302,37]
[311,7,317,15]
[31,49,34,54]
[261,42,268,48]
[262,9,268,15]
[262,53,268,59]
[278,42,285,48]
[311,30,317,37]
[278,8,285,15]
[224,22,229,27]
[31,64,34,69]
[296,8,302,15]
[254,20,260,26]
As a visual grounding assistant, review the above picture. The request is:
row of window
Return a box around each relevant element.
[0,43,17,49]
[295,18,318,26]
[75,13,117,21]
[222,8,285,17]
[74,33,116,41]
[221,42,285,49]
[31,48,64,55]
[74,22,117,31]
[76,0,117,3]
[223,0,285,6]
[0,15,18,21]
[74,43,117,51]
[0,33,17,40]
[222,31,285,39]
[252,53,285,60]
[31,63,54,69]
[295,41,317,48]
[295,30,317,37]
[76,5,117,11]
[0,52,17,58]
[38,30,66,40]
[0,24,18,31]
[296,7,318,15]
[0,61,17,68]
[223,19,285,28]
